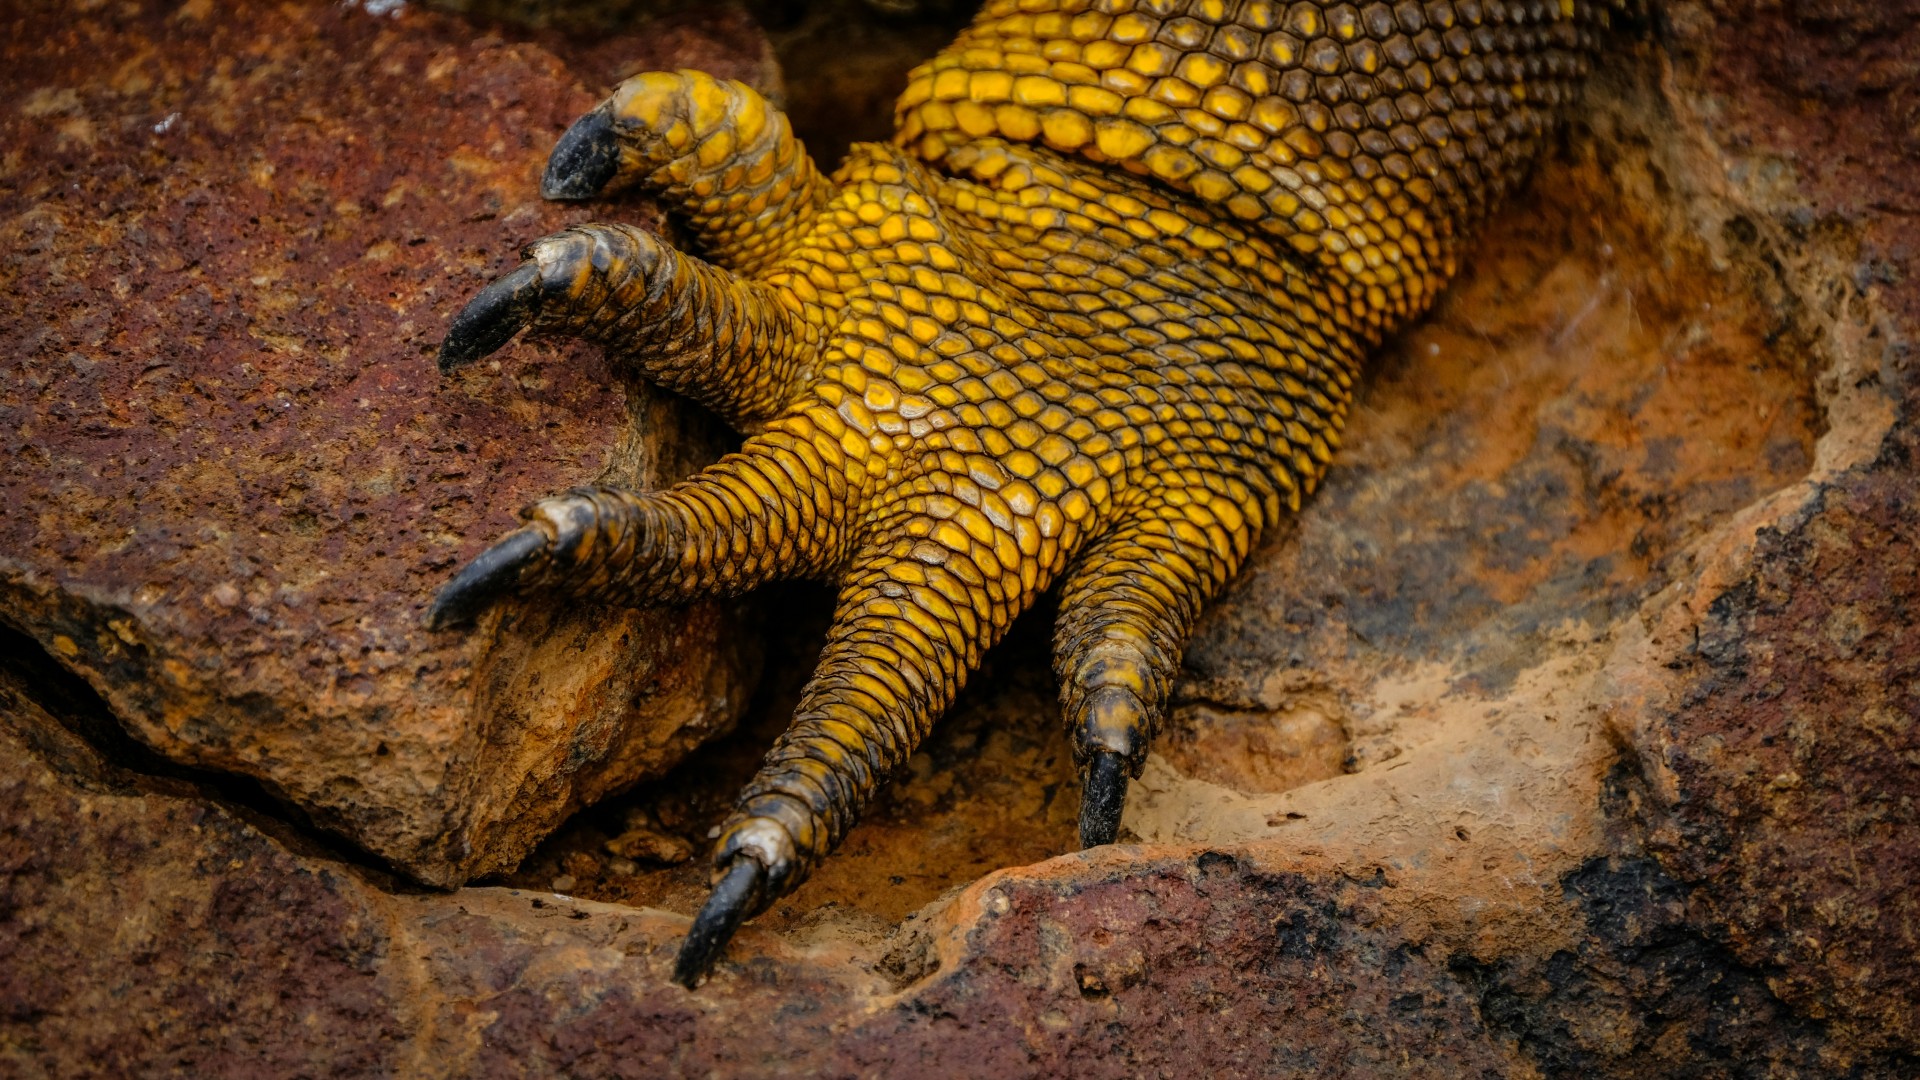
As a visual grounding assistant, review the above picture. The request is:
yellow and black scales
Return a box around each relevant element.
[431,0,1631,985]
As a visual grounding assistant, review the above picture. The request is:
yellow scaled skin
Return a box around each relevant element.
[434,0,1626,981]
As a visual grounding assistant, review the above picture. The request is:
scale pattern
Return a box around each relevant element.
[429,0,1627,984]
[899,0,1611,325]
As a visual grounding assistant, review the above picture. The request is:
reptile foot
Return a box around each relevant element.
[430,0,1628,985]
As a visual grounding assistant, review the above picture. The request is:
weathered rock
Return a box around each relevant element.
[0,674,1516,1077]
[0,0,776,884]
[1611,435,1920,1062]
[1601,4,1920,1054]
[2,0,1917,1075]
[3,643,1910,1077]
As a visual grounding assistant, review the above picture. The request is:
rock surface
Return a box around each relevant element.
[0,0,774,884]
[2,0,1917,1076]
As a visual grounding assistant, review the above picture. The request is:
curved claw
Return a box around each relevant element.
[1078,750,1130,848]
[438,262,544,372]
[541,106,621,202]
[674,856,767,989]
[426,527,549,630]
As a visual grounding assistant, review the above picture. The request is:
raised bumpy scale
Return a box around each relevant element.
[430,0,1631,986]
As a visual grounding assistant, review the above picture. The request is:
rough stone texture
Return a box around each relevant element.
[1602,5,1920,1057]
[2,0,1918,1076]
[0,0,779,884]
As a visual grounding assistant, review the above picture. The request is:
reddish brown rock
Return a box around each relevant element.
[0,0,776,884]
[1616,440,1920,1060]
[4,650,1907,1078]
[1597,1,1920,1060]
[0,669,1537,1077]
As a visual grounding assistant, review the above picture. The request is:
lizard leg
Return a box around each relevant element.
[543,69,832,277]
[1053,497,1256,847]
[439,223,813,429]
[428,426,852,628]
[675,528,1021,986]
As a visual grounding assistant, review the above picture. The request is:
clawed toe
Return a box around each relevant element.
[437,226,667,374]
[427,489,619,629]
[428,431,848,637]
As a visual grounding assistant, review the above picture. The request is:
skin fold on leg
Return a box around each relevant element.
[428,1,1632,986]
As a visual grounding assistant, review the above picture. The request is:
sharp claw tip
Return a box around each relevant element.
[422,593,468,632]
[437,262,544,374]
[435,340,478,374]
[673,857,767,990]
[424,528,548,632]
[541,109,620,203]
[1078,750,1130,850]
[538,177,600,202]
[424,587,482,632]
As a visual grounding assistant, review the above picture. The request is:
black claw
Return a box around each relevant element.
[674,856,767,989]
[1079,750,1130,849]
[438,262,545,372]
[541,107,622,202]
[425,528,549,630]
